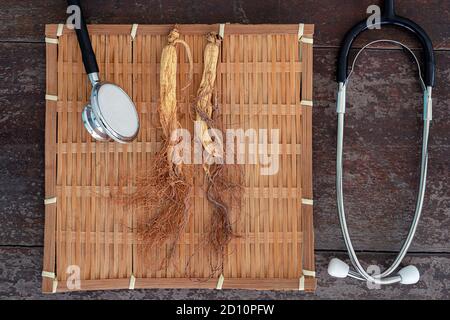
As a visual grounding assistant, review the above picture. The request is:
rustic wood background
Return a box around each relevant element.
[0,0,448,299]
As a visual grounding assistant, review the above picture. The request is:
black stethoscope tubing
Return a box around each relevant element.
[337,0,435,87]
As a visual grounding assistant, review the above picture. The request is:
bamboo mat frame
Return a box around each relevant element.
[43,24,315,293]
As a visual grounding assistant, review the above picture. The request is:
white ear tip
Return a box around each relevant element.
[328,258,350,278]
[398,265,420,285]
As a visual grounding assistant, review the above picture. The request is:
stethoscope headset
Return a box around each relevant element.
[67,0,140,143]
[328,0,435,285]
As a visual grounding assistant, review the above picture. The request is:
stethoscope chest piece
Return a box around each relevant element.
[82,102,109,142]
[68,0,139,144]
[82,81,140,144]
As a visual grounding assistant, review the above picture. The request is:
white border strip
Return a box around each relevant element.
[216,274,225,290]
[56,23,64,37]
[42,271,56,279]
[298,23,305,41]
[131,24,139,40]
[129,275,136,290]
[45,37,59,45]
[301,100,313,107]
[45,94,58,102]
[303,269,316,277]
[44,197,57,205]
[299,276,305,291]
[219,23,225,39]
[301,37,314,44]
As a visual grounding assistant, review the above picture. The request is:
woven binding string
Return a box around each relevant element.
[219,23,226,39]
[216,274,225,290]
[45,37,59,44]
[301,37,314,45]
[301,100,313,107]
[45,94,58,102]
[52,279,58,293]
[129,274,136,290]
[303,270,316,277]
[42,271,58,293]
[44,197,57,205]
[298,23,305,41]
[299,269,316,291]
[300,100,314,107]
[41,271,56,279]
[45,23,64,45]
[56,24,64,37]
[131,24,138,40]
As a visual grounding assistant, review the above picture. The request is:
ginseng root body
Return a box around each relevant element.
[133,28,194,267]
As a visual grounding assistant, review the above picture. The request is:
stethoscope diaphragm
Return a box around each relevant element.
[82,82,139,143]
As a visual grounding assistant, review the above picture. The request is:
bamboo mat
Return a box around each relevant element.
[43,24,315,293]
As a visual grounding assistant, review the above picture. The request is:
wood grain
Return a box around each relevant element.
[1,1,449,49]
[42,31,58,293]
[313,48,450,253]
[0,43,45,245]
[0,0,449,299]
[1,44,448,253]
[1,247,449,299]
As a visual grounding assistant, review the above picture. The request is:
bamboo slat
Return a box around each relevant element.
[43,24,315,293]
[42,25,59,293]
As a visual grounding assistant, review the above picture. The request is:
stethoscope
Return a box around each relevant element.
[67,0,140,143]
[328,0,435,285]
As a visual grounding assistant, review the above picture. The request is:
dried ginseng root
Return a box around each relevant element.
[194,32,241,273]
[132,28,194,267]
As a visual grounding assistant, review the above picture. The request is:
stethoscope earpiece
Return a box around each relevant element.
[328,259,420,285]
[398,265,420,285]
[327,258,350,279]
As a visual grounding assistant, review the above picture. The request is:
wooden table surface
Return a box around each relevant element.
[0,0,448,300]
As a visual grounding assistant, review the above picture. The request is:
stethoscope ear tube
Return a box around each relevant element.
[67,0,99,75]
[337,0,435,87]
